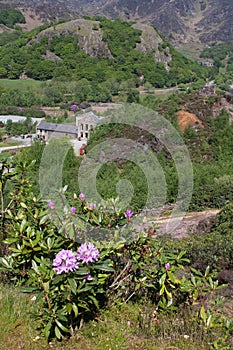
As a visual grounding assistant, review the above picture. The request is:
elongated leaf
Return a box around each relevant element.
[19,287,38,293]
[78,285,92,293]
[20,218,27,233]
[167,298,173,307]
[3,237,18,244]
[0,257,12,268]
[32,260,39,273]
[159,284,165,295]
[206,315,212,328]
[200,306,207,323]
[164,286,172,299]
[159,273,166,286]
[44,321,52,341]
[68,278,77,294]
[20,202,28,209]
[72,303,79,317]
[55,326,62,339]
[52,275,64,285]
[55,319,69,333]
[89,295,99,309]
[40,215,48,225]
[94,264,114,272]
[76,267,89,275]
[167,271,180,284]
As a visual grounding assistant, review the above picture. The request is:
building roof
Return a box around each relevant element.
[75,111,102,124]
[37,121,78,134]
[0,115,44,124]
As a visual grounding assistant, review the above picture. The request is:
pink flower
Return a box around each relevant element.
[79,193,85,201]
[87,203,95,211]
[70,206,76,214]
[85,274,93,281]
[70,104,78,111]
[124,209,133,219]
[77,242,99,264]
[165,263,170,270]
[53,250,78,274]
[48,200,55,209]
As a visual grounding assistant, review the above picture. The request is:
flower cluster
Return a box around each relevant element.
[53,243,100,274]
[53,249,78,274]
[70,104,78,111]
[77,242,100,264]
[124,209,133,219]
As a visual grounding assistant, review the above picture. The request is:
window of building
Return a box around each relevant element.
[85,124,88,131]
[81,124,83,130]
[85,132,88,138]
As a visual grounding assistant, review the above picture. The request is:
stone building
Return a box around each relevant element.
[37,111,102,142]
[75,111,102,139]
[36,121,78,141]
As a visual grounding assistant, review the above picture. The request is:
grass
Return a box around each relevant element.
[0,283,224,350]
[0,140,21,147]
[0,79,44,90]
[0,151,12,160]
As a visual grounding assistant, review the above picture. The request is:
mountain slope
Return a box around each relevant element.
[100,0,233,45]
[1,0,233,47]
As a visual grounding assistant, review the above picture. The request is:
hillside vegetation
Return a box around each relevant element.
[0,18,206,87]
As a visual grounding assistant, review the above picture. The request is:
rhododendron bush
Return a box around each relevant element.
[0,162,229,341]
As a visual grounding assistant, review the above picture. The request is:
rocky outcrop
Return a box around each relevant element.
[132,23,172,70]
[34,19,113,58]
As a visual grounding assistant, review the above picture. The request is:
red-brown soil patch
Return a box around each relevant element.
[177,109,204,133]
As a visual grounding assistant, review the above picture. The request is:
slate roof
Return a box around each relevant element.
[75,111,102,123]
[37,121,78,134]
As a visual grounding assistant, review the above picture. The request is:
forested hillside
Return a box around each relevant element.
[0,18,206,87]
